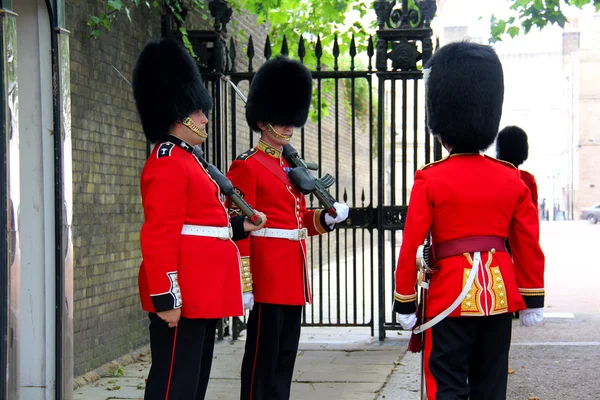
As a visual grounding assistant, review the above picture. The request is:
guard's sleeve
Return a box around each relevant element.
[230,215,249,241]
[140,156,187,312]
[303,200,333,236]
[393,170,433,314]
[529,174,539,211]
[508,178,545,308]
[226,159,257,292]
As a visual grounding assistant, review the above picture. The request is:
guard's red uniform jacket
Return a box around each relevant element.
[226,140,332,305]
[394,154,545,318]
[520,170,538,210]
[138,135,245,319]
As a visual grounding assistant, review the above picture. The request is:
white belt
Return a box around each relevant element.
[250,228,308,241]
[181,224,232,240]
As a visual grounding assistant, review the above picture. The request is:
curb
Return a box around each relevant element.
[72,344,150,390]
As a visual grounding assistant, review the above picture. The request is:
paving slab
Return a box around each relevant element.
[74,327,407,400]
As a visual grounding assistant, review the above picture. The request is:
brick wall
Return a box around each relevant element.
[67,0,163,376]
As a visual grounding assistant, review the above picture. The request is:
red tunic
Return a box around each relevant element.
[138,137,243,319]
[520,170,538,210]
[226,140,331,305]
[394,154,545,318]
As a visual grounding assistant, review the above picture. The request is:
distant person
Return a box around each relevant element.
[540,198,547,221]
[496,126,541,318]
[496,126,538,210]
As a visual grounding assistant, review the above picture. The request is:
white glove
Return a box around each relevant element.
[324,202,350,228]
[243,292,254,311]
[397,313,417,330]
[519,308,544,327]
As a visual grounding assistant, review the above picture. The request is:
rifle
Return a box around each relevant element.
[282,144,339,218]
[192,145,263,226]
[219,75,340,218]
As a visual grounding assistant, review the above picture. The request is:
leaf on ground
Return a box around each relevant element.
[137,383,146,389]
[528,396,541,400]
[106,385,121,391]
[508,368,515,374]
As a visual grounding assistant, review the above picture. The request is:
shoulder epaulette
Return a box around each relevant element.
[484,155,517,169]
[420,156,449,170]
[156,141,175,158]
[236,148,258,161]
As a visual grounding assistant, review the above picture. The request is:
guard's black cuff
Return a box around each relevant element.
[523,294,544,309]
[319,210,335,232]
[230,215,249,241]
[393,299,417,315]
[151,293,177,312]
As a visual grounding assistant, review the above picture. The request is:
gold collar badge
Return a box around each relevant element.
[256,140,281,158]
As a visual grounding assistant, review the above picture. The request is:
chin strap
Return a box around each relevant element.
[182,117,208,139]
[265,124,292,141]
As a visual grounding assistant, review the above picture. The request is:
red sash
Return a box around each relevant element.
[252,150,292,187]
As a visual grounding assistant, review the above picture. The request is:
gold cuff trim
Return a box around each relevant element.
[394,292,417,303]
[314,209,328,234]
[519,288,545,296]
[241,257,253,293]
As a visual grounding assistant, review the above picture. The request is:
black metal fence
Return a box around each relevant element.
[168,0,439,340]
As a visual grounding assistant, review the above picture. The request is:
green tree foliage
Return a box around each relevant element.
[88,0,379,120]
[87,0,375,62]
[490,0,600,43]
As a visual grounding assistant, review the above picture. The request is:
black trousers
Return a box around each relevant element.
[240,303,303,400]
[424,313,512,400]
[144,313,218,400]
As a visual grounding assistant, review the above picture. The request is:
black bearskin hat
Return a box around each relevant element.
[246,55,312,132]
[496,125,529,167]
[425,41,504,153]
[132,38,213,143]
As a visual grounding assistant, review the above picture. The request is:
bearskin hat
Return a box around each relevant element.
[496,125,529,167]
[132,38,213,143]
[246,55,312,132]
[424,41,504,153]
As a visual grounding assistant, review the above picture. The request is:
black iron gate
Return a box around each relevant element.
[373,0,439,339]
[167,0,439,340]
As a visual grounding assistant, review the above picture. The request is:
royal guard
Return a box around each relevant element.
[226,56,349,400]
[132,38,266,400]
[496,125,539,210]
[393,42,545,399]
[496,125,540,319]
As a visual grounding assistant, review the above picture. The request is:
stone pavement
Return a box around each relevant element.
[72,319,589,400]
[73,327,415,400]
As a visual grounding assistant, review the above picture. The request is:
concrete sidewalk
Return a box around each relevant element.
[73,327,415,400]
